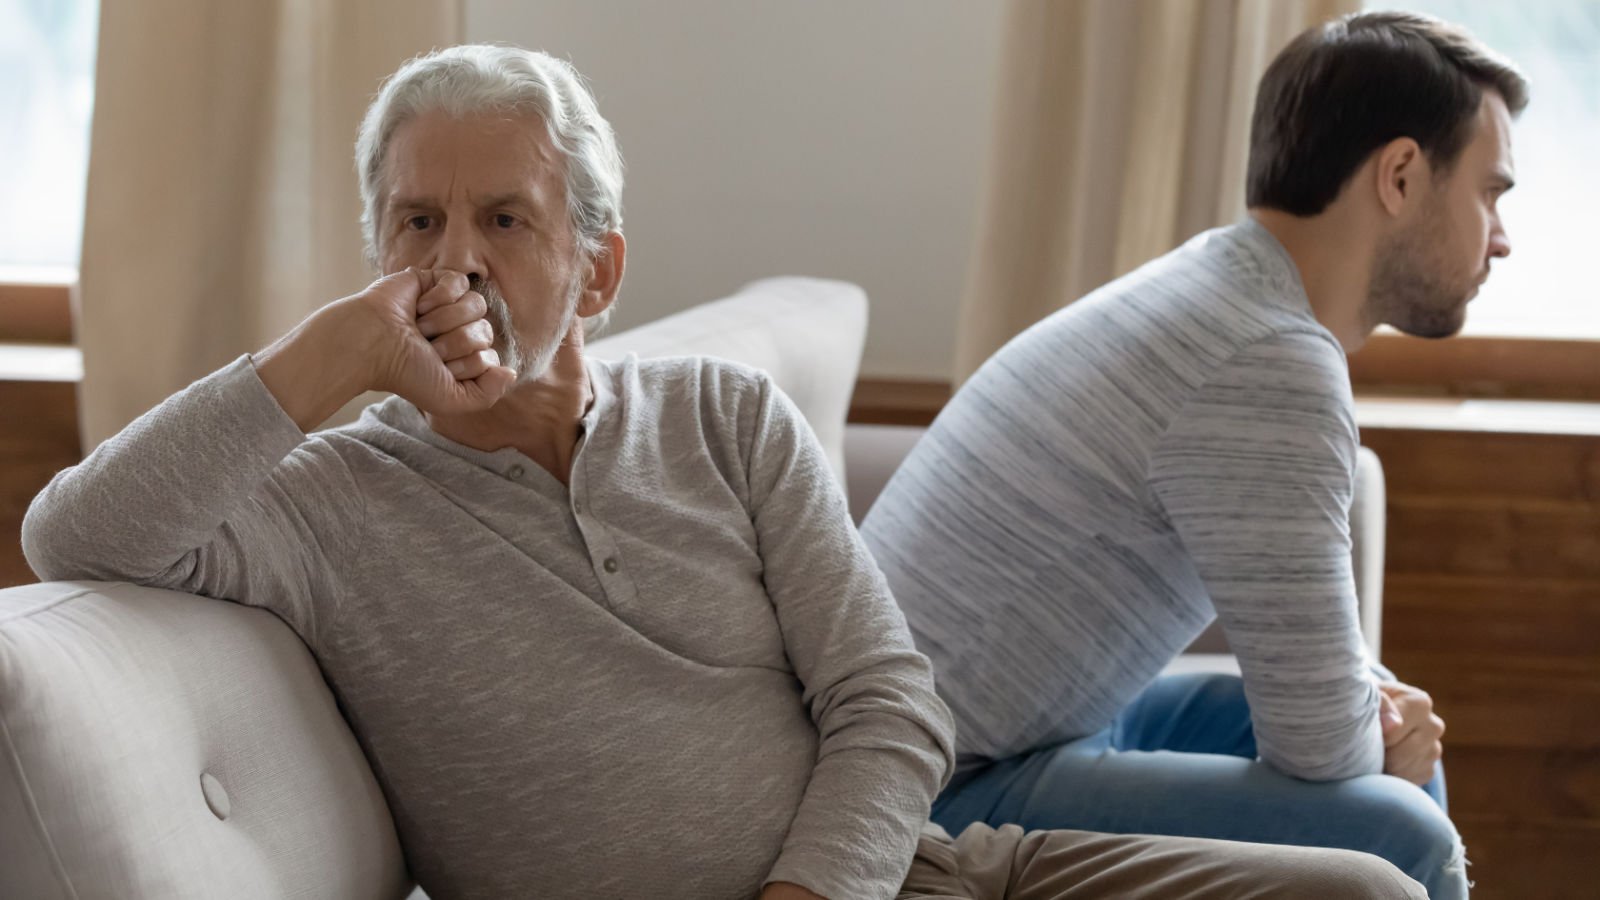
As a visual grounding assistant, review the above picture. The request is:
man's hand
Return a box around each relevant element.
[254,268,516,431]
[759,882,828,900]
[360,268,517,415]
[1379,681,1444,786]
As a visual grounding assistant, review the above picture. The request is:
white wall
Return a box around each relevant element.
[466,0,1003,380]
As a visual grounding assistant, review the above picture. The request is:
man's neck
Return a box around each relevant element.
[1249,207,1377,353]
[425,341,593,486]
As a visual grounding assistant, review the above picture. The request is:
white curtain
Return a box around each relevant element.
[953,0,1359,382]
[78,0,462,447]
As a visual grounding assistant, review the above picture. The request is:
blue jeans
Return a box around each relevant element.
[933,673,1466,899]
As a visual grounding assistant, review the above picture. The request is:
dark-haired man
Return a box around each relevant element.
[862,12,1524,900]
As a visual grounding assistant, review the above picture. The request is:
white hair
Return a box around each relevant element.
[355,44,624,335]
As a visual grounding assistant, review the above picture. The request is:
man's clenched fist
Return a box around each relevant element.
[359,268,517,415]
[1379,681,1445,786]
[253,268,517,432]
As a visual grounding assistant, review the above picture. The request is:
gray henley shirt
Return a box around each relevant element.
[24,352,955,900]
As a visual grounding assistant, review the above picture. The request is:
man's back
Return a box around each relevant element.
[863,219,1383,779]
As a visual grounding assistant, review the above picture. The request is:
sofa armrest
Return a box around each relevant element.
[0,581,410,900]
[1349,445,1386,659]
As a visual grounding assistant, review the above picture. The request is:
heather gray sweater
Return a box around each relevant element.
[23,353,955,900]
[862,219,1383,783]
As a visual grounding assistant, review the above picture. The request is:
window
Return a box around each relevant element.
[0,0,98,279]
[0,0,97,345]
[1364,0,1600,339]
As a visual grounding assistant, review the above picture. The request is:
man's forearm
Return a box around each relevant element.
[21,358,311,587]
[253,298,378,433]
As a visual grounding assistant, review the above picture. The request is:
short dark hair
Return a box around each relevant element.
[1246,12,1528,216]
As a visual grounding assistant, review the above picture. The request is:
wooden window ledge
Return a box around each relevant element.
[0,344,83,383]
[1355,396,1600,437]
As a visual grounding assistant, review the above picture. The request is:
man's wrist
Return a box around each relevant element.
[253,298,378,432]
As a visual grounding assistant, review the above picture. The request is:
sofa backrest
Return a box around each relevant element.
[588,276,867,486]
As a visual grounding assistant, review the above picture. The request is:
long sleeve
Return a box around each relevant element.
[743,375,956,900]
[21,356,367,644]
[1148,331,1383,781]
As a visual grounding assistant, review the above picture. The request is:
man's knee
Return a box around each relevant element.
[1354,776,1464,883]
[1288,847,1429,900]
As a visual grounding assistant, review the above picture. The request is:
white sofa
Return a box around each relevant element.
[0,278,1383,899]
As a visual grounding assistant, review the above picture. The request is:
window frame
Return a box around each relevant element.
[1349,332,1600,402]
[0,279,74,345]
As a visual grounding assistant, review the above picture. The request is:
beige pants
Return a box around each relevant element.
[899,823,1427,900]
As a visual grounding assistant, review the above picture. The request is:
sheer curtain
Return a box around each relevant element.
[77,0,462,447]
[953,0,1358,382]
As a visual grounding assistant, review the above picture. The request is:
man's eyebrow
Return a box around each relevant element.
[479,192,537,210]
[385,193,539,212]
[387,195,437,212]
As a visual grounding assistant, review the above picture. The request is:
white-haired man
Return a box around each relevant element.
[24,45,1423,899]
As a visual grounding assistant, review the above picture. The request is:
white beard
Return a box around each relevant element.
[481,277,582,384]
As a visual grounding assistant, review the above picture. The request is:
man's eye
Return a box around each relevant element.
[494,213,518,229]
[406,215,432,230]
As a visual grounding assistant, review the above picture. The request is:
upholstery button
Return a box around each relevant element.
[507,464,525,480]
[200,772,231,821]
[573,500,583,514]
[603,556,619,573]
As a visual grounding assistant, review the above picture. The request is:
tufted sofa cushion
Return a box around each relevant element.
[0,581,408,899]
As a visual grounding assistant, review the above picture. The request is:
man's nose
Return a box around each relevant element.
[1489,217,1511,260]
[436,219,486,282]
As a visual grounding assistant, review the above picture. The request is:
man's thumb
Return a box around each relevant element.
[1379,693,1404,733]
[462,365,517,407]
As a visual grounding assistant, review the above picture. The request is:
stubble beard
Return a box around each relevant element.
[1367,213,1479,340]
[478,277,583,385]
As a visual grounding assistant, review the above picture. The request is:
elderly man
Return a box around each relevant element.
[862,12,1523,900]
[24,45,1422,899]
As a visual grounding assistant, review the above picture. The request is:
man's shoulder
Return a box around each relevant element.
[1016,229,1313,367]
[1214,327,1350,391]
[601,353,772,407]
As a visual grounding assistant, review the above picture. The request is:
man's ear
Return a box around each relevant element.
[577,231,626,319]
[1374,137,1427,219]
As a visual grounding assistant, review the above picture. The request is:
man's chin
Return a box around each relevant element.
[1391,312,1467,340]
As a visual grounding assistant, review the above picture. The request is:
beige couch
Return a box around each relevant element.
[0,278,1383,899]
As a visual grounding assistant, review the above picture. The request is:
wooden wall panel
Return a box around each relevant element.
[1383,575,1600,663]
[1449,815,1600,900]
[1370,431,1600,502]
[1446,747,1600,823]
[1362,425,1600,900]
[0,379,79,587]
[1386,502,1600,580]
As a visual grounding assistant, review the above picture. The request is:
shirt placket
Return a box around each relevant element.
[563,409,638,612]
